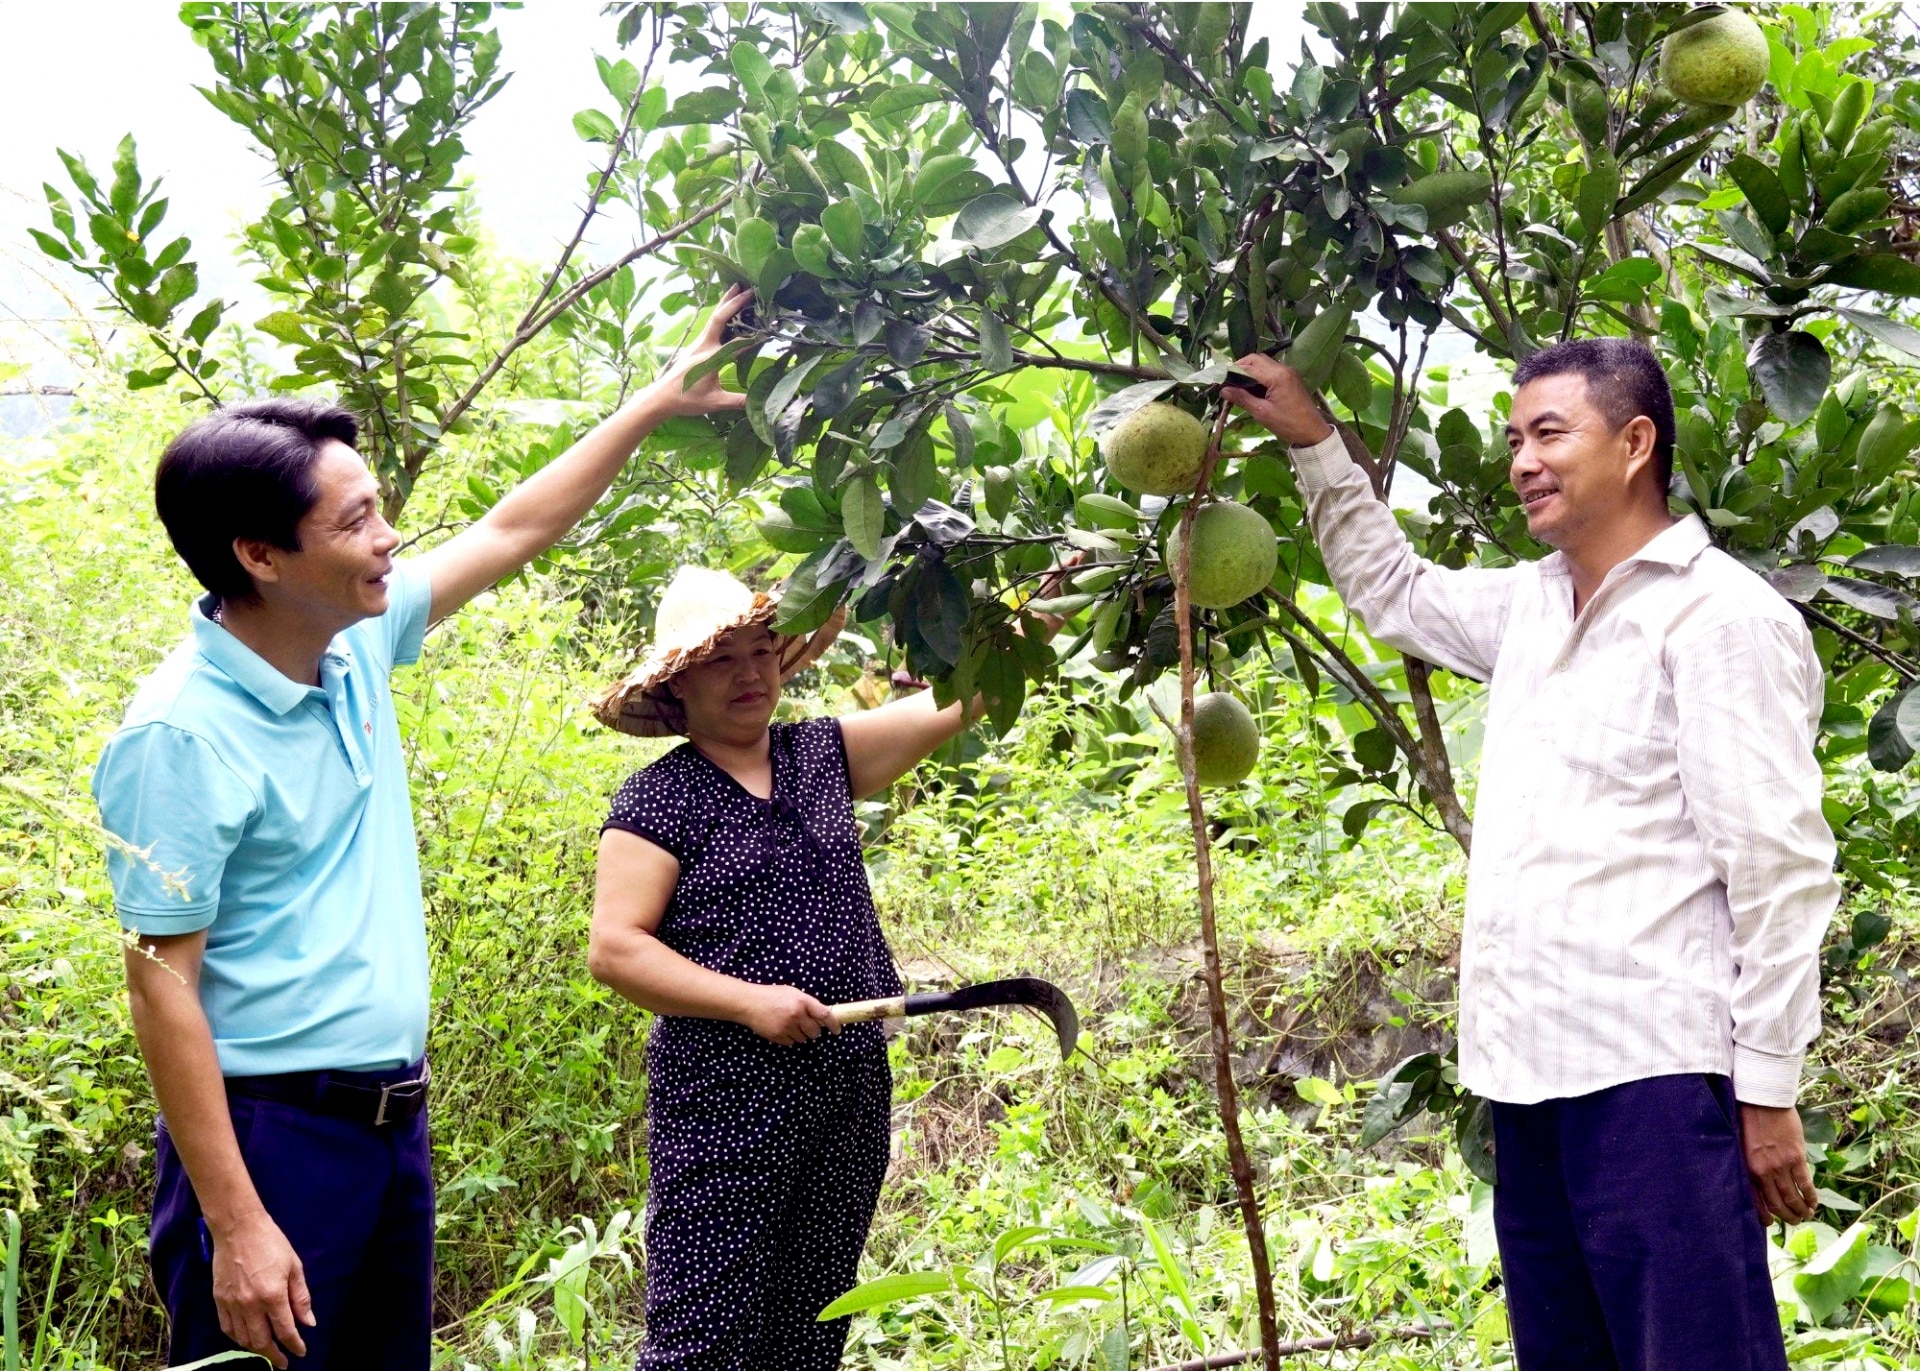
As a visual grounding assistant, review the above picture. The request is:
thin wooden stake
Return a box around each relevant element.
[1167,404,1282,1371]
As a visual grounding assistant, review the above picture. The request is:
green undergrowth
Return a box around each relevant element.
[4,408,1918,1368]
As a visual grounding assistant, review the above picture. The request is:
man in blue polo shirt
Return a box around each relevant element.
[93,288,752,1368]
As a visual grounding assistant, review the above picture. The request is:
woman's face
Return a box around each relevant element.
[669,623,782,743]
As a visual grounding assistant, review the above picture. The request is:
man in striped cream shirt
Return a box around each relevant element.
[1227,338,1835,1370]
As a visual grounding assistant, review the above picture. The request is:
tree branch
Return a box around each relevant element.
[1167,404,1284,1371]
[438,195,735,435]
[1798,601,1920,681]
[923,348,1169,382]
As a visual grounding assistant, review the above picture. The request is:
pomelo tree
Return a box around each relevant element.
[33,3,1920,1364]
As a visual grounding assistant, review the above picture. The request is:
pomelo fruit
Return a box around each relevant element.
[1190,692,1260,787]
[1104,402,1209,497]
[1167,500,1278,608]
[1659,9,1768,109]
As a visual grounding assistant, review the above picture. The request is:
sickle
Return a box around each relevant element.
[829,976,1080,1060]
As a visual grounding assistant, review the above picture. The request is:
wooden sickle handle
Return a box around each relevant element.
[829,995,908,1027]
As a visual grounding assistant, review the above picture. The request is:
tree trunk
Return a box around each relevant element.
[1168,407,1283,1371]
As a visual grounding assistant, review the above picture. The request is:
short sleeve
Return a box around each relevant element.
[91,724,259,933]
[602,759,688,860]
[795,717,854,793]
[372,560,432,671]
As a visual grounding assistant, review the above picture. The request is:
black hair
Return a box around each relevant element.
[153,397,361,602]
[1511,337,1677,491]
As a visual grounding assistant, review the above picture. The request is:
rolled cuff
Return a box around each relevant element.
[1288,430,1355,491]
[115,902,218,937]
[1732,1043,1804,1107]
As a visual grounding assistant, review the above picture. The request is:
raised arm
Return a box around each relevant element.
[415,287,753,626]
[588,829,837,1045]
[838,688,975,800]
[1224,356,1520,681]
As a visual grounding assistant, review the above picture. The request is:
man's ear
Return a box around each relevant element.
[1620,415,1660,490]
[232,538,284,588]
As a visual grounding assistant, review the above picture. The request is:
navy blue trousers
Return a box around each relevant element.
[637,1043,892,1370]
[152,1090,434,1368]
[1491,1073,1787,1371]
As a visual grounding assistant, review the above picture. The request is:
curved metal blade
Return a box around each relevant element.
[904,976,1079,1059]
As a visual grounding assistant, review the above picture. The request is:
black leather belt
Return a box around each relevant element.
[225,1059,430,1127]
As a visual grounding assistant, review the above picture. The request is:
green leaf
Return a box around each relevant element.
[911,562,971,668]
[1294,1076,1343,1107]
[661,87,740,127]
[791,224,835,278]
[1727,154,1792,238]
[843,471,885,559]
[729,40,774,109]
[888,434,935,514]
[911,153,976,211]
[1087,379,1177,437]
[774,540,857,634]
[1586,257,1662,304]
[1837,308,1920,362]
[1846,544,1920,578]
[1076,493,1138,530]
[27,228,73,263]
[255,310,311,345]
[1747,331,1830,426]
[814,1270,952,1322]
[1823,254,1920,297]
[1795,1222,1871,1324]
[734,219,778,281]
[1869,687,1920,771]
[978,311,1012,372]
[571,108,619,143]
[951,194,1043,251]
[598,55,641,106]
[1824,575,1917,621]
[1455,1095,1497,1184]
[820,200,863,259]
[1577,152,1620,243]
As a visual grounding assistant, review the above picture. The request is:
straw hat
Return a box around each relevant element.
[590,566,845,737]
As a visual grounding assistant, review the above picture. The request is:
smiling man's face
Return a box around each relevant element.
[259,439,400,629]
[1505,373,1655,553]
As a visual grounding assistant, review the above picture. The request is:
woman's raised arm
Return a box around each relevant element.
[837,689,974,801]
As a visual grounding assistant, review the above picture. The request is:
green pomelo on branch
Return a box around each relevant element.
[1659,8,1769,109]
[1189,691,1261,787]
[1387,169,1494,232]
[1167,500,1279,609]
[1104,401,1210,496]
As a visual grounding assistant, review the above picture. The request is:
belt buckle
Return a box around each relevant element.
[373,1061,430,1127]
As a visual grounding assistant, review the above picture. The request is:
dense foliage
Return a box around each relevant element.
[7,3,1920,1367]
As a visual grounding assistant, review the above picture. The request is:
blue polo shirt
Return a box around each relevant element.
[92,564,433,1076]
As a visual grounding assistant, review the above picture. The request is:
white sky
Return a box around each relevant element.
[0,1,631,391]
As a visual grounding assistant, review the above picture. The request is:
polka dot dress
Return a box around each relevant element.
[603,719,901,1369]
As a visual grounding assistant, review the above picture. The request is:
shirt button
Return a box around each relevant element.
[1555,661,1568,672]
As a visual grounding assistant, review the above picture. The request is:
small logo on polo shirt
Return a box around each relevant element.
[364,720,373,736]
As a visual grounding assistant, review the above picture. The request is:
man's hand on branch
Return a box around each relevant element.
[643,285,754,418]
[1222,354,1335,448]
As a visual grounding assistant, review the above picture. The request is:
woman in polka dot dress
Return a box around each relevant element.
[586,566,1065,1369]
